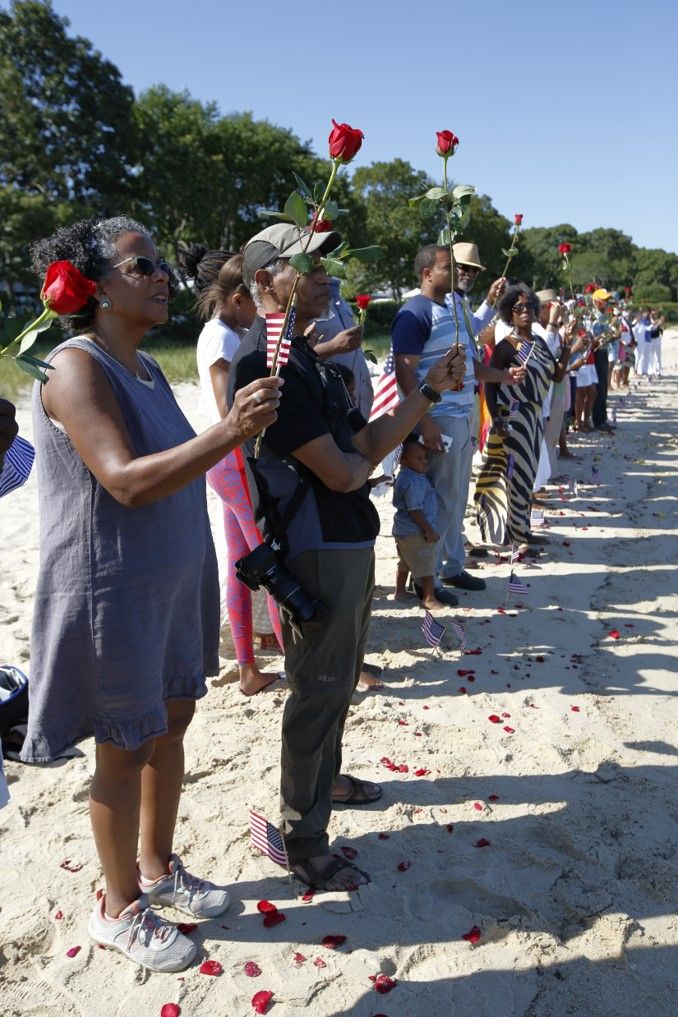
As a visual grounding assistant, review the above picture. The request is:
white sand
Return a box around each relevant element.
[1,339,677,1017]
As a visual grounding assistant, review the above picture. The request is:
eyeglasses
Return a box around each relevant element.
[457,264,479,274]
[113,256,171,277]
[512,302,535,313]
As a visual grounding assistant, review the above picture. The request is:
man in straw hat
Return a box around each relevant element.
[392,242,523,599]
[589,288,616,431]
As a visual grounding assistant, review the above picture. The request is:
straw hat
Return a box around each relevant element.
[453,242,485,271]
[536,288,558,303]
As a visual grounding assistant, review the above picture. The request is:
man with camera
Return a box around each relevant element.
[229,223,465,891]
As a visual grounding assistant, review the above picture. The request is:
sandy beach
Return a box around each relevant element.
[1,338,676,1017]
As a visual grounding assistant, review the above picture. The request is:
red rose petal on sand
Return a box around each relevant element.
[161,1005,181,1017]
[497,606,506,614]
[313,957,327,968]
[423,705,430,710]
[397,763,409,773]
[397,860,411,872]
[397,719,409,726]
[465,647,483,655]
[200,960,223,976]
[341,845,358,860]
[446,823,454,832]
[608,629,621,639]
[458,687,467,694]
[474,837,491,848]
[488,794,499,801]
[562,540,571,547]
[414,768,430,777]
[571,705,581,712]
[293,952,307,964]
[462,924,482,944]
[256,900,277,914]
[244,961,262,977]
[467,675,476,682]
[503,726,515,733]
[177,922,198,934]
[378,832,390,840]
[60,860,83,872]
[501,712,511,718]
[473,802,483,811]
[263,911,286,928]
[54,910,64,920]
[371,974,397,994]
[488,714,501,723]
[252,990,274,1014]
[624,623,634,628]
[457,669,475,677]
[66,945,81,958]
[321,934,347,949]
[301,889,315,902]
[535,655,545,663]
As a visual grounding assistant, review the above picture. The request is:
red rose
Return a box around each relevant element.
[40,260,97,315]
[328,119,364,163]
[311,217,333,233]
[514,213,523,226]
[355,294,372,311]
[558,243,571,255]
[584,283,596,294]
[435,130,459,157]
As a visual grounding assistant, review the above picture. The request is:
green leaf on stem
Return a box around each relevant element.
[15,353,53,383]
[292,173,313,201]
[408,193,425,207]
[419,198,438,220]
[363,349,377,364]
[289,252,314,275]
[347,245,383,264]
[284,191,309,229]
[323,199,339,221]
[327,240,349,260]
[452,184,476,201]
[19,316,55,354]
[320,257,346,278]
[438,227,452,246]
[260,209,295,222]
[501,248,512,258]
[425,186,446,200]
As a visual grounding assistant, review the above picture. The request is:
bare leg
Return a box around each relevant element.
[393,563,413,602]
[89,738,155,918]
[419,575,446,611]
[138,698,195,882]
[239,663,283,696]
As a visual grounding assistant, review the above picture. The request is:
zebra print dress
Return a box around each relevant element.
[474,334,557,546]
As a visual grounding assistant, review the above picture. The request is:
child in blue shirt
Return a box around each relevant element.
[392,435,444,611]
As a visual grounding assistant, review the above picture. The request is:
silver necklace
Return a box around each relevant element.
[86,331,147,381]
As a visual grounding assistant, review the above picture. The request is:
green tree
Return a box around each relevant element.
[521,224,579,290]
[347,160,437,300]
[460,195,535,285]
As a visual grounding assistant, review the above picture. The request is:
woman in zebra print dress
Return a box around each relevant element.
[474,285,573,548]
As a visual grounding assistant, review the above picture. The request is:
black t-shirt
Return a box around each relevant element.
[228,317,380,558]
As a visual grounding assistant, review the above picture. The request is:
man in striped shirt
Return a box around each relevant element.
[392,244,522,597]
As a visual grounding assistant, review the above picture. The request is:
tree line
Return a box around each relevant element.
[2,0,677,315]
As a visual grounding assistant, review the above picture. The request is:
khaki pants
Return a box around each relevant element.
[279,547,375,862]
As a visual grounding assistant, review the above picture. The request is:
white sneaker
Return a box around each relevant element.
[140,854,230,918]
[88,893,196,972]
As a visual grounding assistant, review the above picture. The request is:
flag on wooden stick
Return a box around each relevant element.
[249,810,288,868]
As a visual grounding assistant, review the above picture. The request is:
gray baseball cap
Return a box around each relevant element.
[242,223,342,283]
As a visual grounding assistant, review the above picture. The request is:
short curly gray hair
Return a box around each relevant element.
[30,216,153,333]
[248,257,288,309]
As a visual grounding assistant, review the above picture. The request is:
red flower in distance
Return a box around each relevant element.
[558,243,572,255]
[435,130,459,156]
[328,119,364,163]
[514,214,523,225]
[355,293,372,310]
[41,261,97,315]
[251,990,274,1014]
[311,217,334,233]
[584,283,596,294]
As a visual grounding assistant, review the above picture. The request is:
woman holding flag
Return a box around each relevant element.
[474,284,573,550]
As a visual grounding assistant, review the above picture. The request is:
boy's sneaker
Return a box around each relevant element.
[87,892,196,972]
[140,854,230,918]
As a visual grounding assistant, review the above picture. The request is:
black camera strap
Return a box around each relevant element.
[245,453,311,556]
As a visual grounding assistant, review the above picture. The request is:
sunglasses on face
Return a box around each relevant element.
[457,265,479,274]
[512,302,535,313]
[113,255,171,277]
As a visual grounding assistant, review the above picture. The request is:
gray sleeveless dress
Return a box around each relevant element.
[20,338,220,763]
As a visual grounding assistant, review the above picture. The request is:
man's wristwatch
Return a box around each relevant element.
[419,382,442,404]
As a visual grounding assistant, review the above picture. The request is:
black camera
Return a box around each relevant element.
[235,542,326,630]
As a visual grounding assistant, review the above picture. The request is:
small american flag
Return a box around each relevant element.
[265,308,296,369]
[369,347,400,421]
[531,507,545,529]
[249,810,288,868]
[422,610,446,649]
[506,453,515,479]
[517,341,532,364]
[508,572,528,595]
[591,464,601,484]
[450,619,466,652]
[568,478,578,497]
[0,435,35,499]
[510,545,520,565]
[509,398,520,416]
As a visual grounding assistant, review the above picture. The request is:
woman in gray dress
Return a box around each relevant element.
[21,217,281,972]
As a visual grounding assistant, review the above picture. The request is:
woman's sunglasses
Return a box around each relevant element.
[113,255,171,277]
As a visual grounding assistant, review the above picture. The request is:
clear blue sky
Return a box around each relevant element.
[53,0,676,253]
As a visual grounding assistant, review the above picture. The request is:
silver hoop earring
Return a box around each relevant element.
[100,297,111,310]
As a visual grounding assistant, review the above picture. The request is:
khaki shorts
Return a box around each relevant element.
[395,533,437,579]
